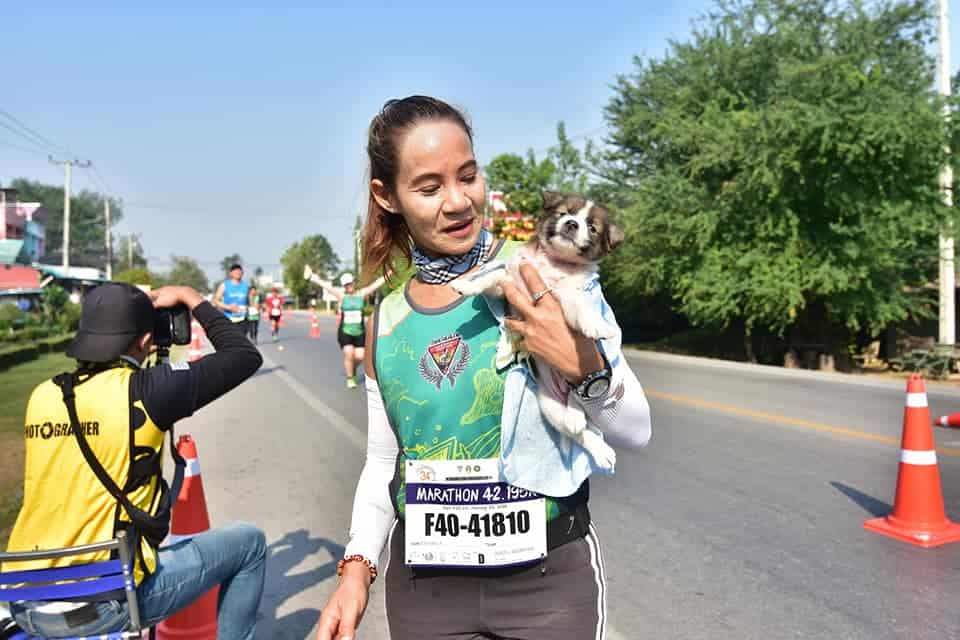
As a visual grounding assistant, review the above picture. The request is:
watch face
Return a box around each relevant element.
[587,377,610,398]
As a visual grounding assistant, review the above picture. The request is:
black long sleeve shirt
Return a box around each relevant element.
[131,301,263,429]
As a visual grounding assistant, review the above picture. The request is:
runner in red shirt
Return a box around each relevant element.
[263,287,284,342]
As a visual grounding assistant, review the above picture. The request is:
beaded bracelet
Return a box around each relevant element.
[337,555,378,584]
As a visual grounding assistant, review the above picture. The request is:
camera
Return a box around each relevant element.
[153,304,192,348]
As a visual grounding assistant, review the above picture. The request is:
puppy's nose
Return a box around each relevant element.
[563,220,579,234]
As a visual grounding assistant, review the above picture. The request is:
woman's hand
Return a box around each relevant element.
[502,263,604,383]
[316,568,370,640]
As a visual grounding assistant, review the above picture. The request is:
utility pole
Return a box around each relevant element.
[127,233,134,270]
[48,156,91,271]
[104,198,112,280]
[938,0,956,346]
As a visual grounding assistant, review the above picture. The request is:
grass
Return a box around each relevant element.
[0,352,72,549]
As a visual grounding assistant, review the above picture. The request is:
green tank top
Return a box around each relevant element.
[341,295,365,336]
[373,241,564,522]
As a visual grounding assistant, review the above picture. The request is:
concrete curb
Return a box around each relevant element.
[624,347,960,396]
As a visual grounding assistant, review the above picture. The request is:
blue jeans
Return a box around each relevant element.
[11,523,267,640]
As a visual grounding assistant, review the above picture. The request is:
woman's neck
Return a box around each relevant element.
[407,238,499,309]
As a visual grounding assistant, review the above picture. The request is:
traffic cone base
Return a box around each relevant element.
[864,515,960,548]
[864,374,960,548]
[156,435,217,639]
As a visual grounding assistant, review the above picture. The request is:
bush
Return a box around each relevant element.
[0,343,39,370]
[0,334,71,371]
[12,326,54,342]
[39,334,72,354]
[57,302,81,333]
[40,285,68,324]
[0,303,26,332]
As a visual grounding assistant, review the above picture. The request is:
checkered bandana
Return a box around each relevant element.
[412,229,494,285]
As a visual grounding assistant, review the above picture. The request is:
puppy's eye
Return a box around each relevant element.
[588,223,598,234]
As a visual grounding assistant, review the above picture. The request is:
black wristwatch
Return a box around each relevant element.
[574,351,612,400]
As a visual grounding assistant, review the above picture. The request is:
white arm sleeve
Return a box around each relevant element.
[343,377,399,566]
[580,352,652,450]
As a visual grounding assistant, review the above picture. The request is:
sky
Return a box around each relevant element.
[2,0,959,283]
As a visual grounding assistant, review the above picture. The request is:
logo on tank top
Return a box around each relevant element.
[419,333,471,389]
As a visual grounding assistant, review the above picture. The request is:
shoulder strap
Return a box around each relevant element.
[53,371,185,549]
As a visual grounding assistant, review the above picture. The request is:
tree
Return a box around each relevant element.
[166,256,210,293]
[220,254,243,276]
[10,178,122,269]
[485,151,557,218]
[114,268,159,288]
[114,233,147,272]
[594,0,950,360]
[280,235,339,307]
[485,122,594,218]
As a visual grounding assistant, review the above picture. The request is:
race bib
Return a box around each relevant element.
[405,458,546,568]
[343,310,363,325]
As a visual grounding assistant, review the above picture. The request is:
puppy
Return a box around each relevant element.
[453,191,624,470]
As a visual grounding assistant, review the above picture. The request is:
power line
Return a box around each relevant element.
[90,165,113,194]
[0,108,70,155]
[0,120,50,153]
[0,138,49,156]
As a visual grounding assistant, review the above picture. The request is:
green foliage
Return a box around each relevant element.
[0,304,26,331]
[10,178,122,269]
[166,255,210,293]
[220,254,243,276]
[485,152,556,217]
[0,343,39,371]
[596,0,949,340]
[485,123,593,218]
[114,234,147,272]
[281,235,340,306]
[40,284,68,325]
[57,302,81,333]
[114,268,157,288]
[888,345,958,379]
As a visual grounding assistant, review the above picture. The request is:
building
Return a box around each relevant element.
[1,187,47,263]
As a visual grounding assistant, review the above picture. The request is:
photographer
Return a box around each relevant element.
[3,283,265,640]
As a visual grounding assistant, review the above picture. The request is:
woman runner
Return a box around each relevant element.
[304,271,385,388]
[316,96,652,640]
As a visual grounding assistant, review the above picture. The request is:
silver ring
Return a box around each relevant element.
[531,287,554,305]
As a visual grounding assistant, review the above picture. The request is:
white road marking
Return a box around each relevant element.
[259,351,365,449]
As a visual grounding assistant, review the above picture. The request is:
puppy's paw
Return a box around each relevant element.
[580,429,616,471]
[495,332,518,369]
[575,310,617,341]
[451,279,480,296]
[563,404,587,436]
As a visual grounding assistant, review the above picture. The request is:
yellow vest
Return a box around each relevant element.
[5,365,166,585]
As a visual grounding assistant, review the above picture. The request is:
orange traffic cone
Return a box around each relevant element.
[864,374,960,547]
[310,312,320,339]
[188,320,204,363]
[935,413,960,428]
[156,435,218,639]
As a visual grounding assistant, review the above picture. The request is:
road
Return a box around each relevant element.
[179,312,960,639]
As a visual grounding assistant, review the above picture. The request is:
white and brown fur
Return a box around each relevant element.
[453,191,624,470]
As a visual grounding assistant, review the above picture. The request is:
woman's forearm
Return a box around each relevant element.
[580,355,651,450]
[343,377,398,564]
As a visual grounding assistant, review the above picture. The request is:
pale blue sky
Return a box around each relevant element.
[2,0,958,282]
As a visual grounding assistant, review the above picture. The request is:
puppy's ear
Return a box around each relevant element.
[542,191,565,210]
[606,221,625,251]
